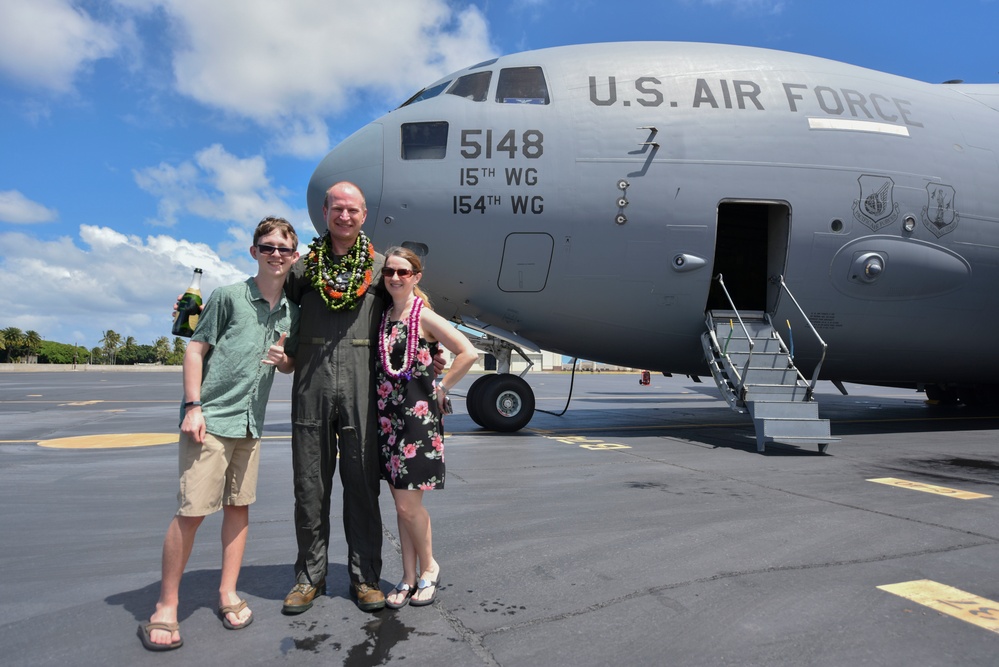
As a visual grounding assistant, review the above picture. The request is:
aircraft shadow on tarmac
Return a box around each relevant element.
[265,384,999,459]
[431,393,999,458]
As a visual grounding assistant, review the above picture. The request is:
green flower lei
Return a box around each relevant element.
[304,230,375,312]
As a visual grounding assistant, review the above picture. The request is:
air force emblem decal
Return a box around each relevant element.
[853,175,900,231]
[922,183,959,237]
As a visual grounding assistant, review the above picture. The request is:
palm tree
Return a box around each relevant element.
[119,335,137,365]
[2,327,25,362]
[100,330,122,365]
[153,336,170,364]
[24,330,42,362]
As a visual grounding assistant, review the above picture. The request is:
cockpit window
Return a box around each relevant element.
[401,121,448,160]
[496,67,549,105]
[447,71,492,102]
[399,80,451,108]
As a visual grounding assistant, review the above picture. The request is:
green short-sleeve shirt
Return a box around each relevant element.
[180,277,299,438]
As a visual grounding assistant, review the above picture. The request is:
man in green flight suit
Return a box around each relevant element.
[281,181,389,613]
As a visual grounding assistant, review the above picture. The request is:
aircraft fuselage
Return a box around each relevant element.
[310,42,999,391]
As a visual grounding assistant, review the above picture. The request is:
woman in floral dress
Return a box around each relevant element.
[376,247,477,609]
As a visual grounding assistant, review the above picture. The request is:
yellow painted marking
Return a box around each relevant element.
[543,434,631,450]
[60,400,103,406]
[38,433,177,449]
[32,433,294,448]
[878,580,999,634]
[868,477,991,500]
[552,436,605,445]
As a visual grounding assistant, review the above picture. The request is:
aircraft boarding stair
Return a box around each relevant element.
[700,277,837,453]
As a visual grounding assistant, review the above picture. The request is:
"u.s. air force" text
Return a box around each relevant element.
[588,77,922,127]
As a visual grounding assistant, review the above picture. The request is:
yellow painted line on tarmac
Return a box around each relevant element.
[541,434,632,450]
[38,433,178,449]
[878,580,999,634]
[33,433,293,449]
[867,477,991,500]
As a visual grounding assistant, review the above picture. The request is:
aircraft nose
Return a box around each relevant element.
[307,122,384,236]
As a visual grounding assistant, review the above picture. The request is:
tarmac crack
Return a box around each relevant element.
[437,605,501,667]
[381,524,501,666]
[625,450,999,544]
[477,540,995,639]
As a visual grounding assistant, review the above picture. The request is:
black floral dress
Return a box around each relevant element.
[376,319,445,489]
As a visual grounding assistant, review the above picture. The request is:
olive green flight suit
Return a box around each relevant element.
[284,252,386,587]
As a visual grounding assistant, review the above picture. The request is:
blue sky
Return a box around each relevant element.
[1,0,997,350]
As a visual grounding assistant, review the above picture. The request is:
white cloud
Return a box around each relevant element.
[146,0,497,156]
[0,191,59,224]
[0,226,249,347]
[0,0,119,93]
[133,143,302,228]
[2,1,496,154]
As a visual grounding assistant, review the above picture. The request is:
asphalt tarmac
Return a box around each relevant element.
[1,369,998,666]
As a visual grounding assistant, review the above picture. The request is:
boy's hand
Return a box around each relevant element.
[262,332,288,366]
[172,293,204,318]
[180,407,207,444]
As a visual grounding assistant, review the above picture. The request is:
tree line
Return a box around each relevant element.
[0,327,188,366]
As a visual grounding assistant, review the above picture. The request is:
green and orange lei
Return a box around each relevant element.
[304,230,375,312]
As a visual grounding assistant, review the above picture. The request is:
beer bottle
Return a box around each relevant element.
[172,268,203,337]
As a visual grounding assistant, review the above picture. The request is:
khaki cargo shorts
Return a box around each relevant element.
[177,431,260,516]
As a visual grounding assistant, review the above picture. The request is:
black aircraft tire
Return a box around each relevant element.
[925,384,961,405]
[465,375,497,427]
[475,374,535,432]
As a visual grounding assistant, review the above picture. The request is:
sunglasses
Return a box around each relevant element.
[381,267,415,278]
[256,244,296,256]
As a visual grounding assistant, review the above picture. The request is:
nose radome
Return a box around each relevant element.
[307,122,384,236]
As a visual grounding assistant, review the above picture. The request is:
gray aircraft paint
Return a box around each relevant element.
[308,42,999,422]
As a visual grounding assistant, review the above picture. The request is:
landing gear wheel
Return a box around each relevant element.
[925,384,961,405]
[474,374,535,432]
[465,375,497,427]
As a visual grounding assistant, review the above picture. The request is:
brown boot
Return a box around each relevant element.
[282,580,325,615]
[351,582,386,612]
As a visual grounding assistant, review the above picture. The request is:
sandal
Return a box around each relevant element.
[218,598,254,630]
[137,621,183,651]
[410,569,442,607]
[385,581,415,609]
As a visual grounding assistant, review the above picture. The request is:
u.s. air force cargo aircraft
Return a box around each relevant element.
[308,42,999,450]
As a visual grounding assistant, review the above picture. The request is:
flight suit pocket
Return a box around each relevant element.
[291,419,322,479]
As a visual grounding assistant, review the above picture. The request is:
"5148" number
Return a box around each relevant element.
[460,129,544,159]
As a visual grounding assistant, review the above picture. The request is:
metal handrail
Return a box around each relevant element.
[776,275,827,393]
[712,274,754,386]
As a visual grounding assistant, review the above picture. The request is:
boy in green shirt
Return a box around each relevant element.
[139,217,300,651]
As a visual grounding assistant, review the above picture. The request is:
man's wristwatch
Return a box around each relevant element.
[184,401,202,408]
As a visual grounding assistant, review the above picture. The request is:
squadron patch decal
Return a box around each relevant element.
[853,175,900,231]
[922,183,959,237]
